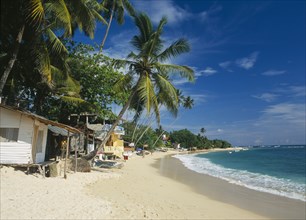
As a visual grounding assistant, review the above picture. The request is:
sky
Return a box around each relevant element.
[74,0,306,146]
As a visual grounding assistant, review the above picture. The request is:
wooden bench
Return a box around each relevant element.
[1,161,58,178]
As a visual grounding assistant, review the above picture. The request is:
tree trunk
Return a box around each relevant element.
[0,25,25,95]
[99,3,115,54]
[82,88,136,161]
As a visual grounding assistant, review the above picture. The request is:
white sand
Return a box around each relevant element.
[0,166,119,219]
[88,151,266,219]
[1,151,267,219]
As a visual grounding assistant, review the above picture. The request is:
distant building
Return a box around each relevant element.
[87,124,125,159]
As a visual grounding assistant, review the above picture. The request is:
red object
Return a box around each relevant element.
[124,155,128,160]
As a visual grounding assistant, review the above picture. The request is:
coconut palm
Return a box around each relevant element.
[182,96,194,109]
[0,0,106,95]
[98,0,135,53]
[84,13,194,159]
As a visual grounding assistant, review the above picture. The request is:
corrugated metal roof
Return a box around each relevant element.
[88,124,125,139]
[48,125,70,136]
[87,123,103,131]
[0,104,82,134]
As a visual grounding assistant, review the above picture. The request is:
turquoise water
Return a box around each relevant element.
[174,145,306,201]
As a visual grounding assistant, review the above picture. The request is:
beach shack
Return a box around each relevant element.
[87,124,125,159]
[0,104,81,166]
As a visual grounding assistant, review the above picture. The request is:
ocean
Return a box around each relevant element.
[174,145,306,202]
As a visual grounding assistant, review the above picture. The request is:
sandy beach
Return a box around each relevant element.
[1,150,305,219]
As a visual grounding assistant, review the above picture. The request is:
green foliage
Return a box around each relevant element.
[37,43,128,123]
[112,13,194,124]
[123,123,232,150]
[169,128,232,149]
[122,121,163,149]
[169,129,200,148]
[0,0,107,109]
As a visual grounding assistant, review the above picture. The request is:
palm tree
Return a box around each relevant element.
[84,13,194,159]
[176,89,194,109]
[183,96,194,109]
[0,0,106,95]
[98,0,135,53]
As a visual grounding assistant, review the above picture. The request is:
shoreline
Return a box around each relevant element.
[156,154,306,219]
[87,151,268,219]
[1,150,305,219]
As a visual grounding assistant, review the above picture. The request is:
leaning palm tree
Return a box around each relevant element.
[98,0,135,53]
[84,13,194,159]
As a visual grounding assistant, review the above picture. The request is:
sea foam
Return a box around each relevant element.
[173,153,306,202]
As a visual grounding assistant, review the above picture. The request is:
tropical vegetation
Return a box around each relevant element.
[85,12,195,158]
[0,0,106,109]
[0,1,232,157]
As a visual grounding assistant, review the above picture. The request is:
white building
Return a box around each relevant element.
[0,104,81,164]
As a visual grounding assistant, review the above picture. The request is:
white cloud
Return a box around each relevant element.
[235,51,259,70]
[260,103,305,124]
[252,93,278,102]
[261,69,286,76]
[202,67,217,76]
[171,78,190,86]
[219,51,259,72]
[133,0,192,25]
[190,94,209,105]
[289,86,306,97]
[217,128,223,132]
[219,61,233,72]
[172,67,216,86]
[103,31,134,59]
[219,61,231,68]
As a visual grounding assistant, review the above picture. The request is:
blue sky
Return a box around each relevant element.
[75,0,305,146]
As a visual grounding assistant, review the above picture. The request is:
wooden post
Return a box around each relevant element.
[64,131,70,179]
[74,134,79,173]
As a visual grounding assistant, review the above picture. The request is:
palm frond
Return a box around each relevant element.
[113,73,133,93]
[145,17,167,60]
[116,0,124,24]
[134,13,153,43]
[68,0,98,38]
[91,9,108,25]
[45,0,72,36]
[127,51,139,60]
[154,74,178,104]
[137,73,158,116]
[46,29,68,55]
[156,63,195,82]
[154,74,178,117]
[112,58,134,69]
[55,74,81,96]
[59,95,84,104]
[123,0,136,17]
[130,35,143,52]
[158,38,190,62]
[26,0,45,27]
[33,44,52,84]
[128,93,145,122]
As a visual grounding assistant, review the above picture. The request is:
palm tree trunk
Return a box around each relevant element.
[99,3,115,54]
[0,25,25,95]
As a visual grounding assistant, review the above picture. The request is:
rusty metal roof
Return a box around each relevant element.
[0,104,82,134]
